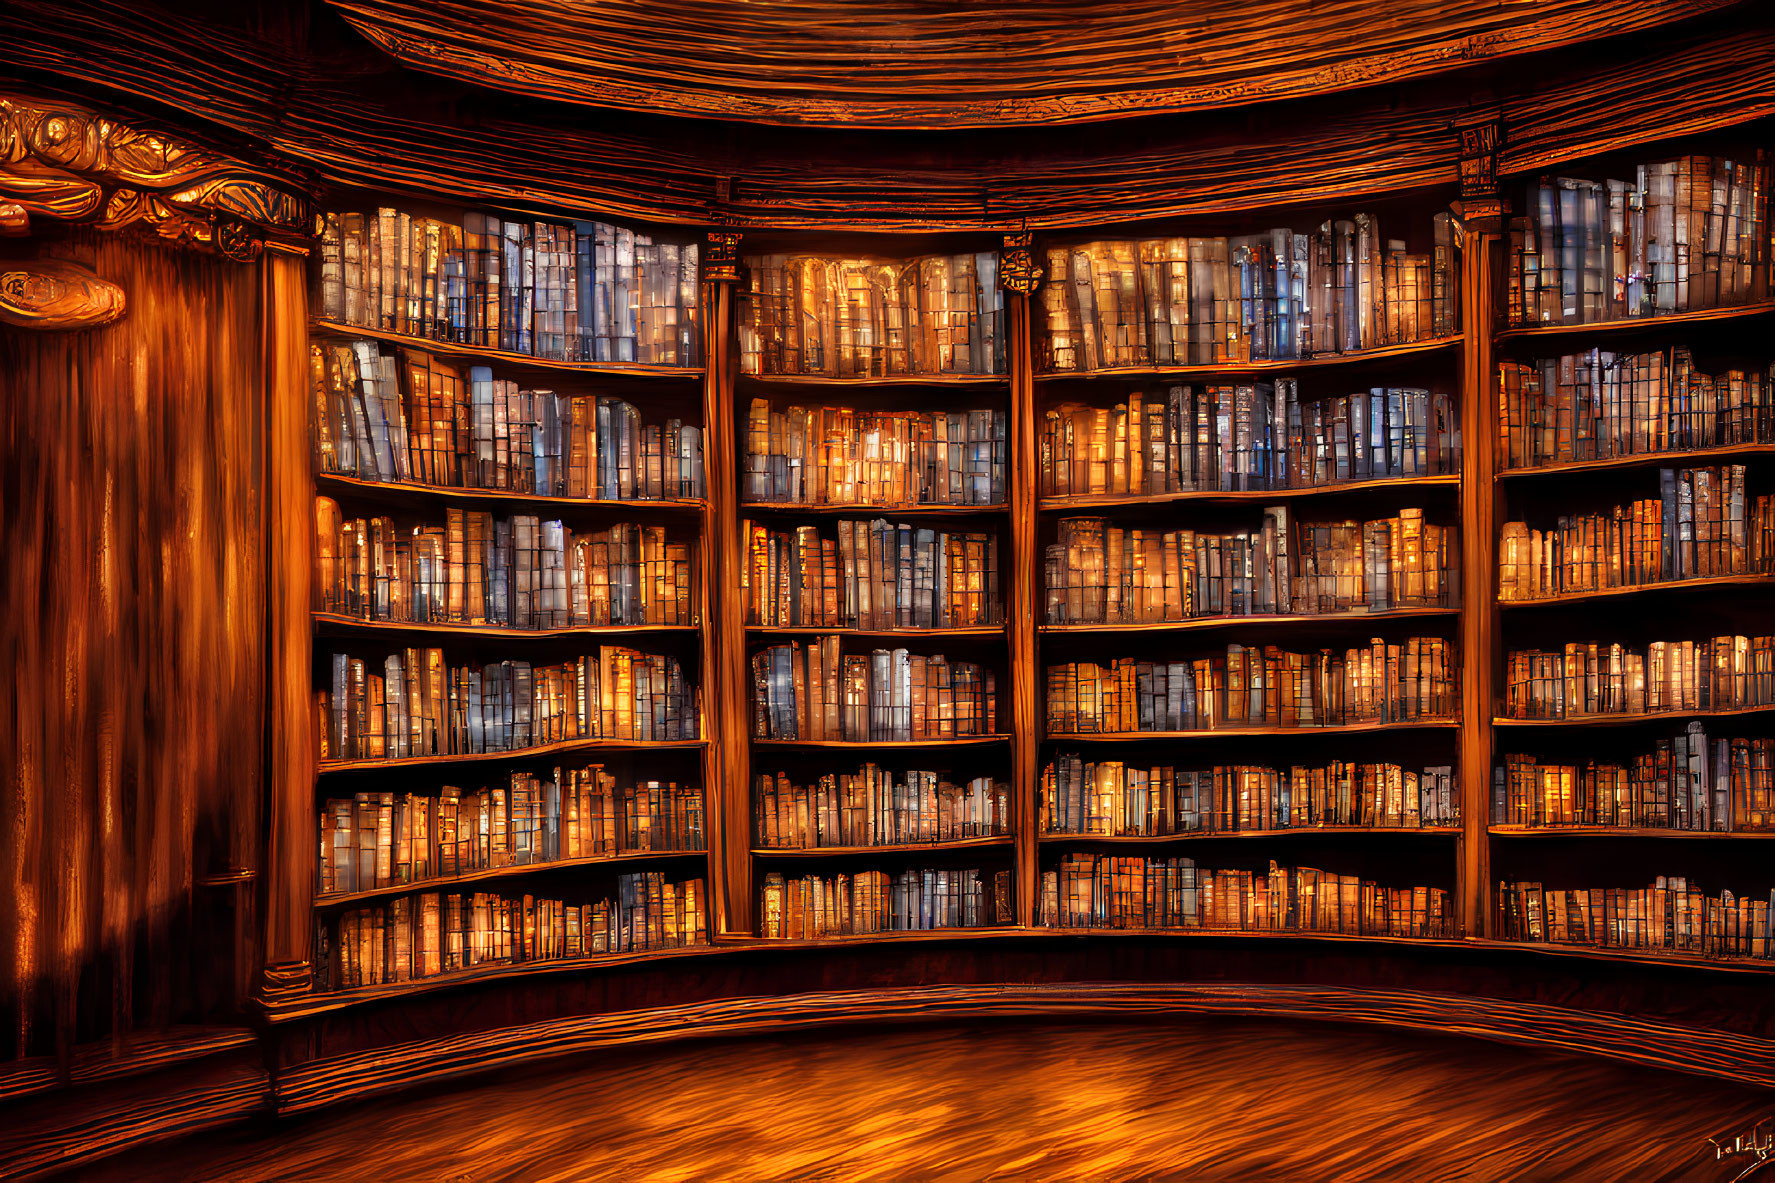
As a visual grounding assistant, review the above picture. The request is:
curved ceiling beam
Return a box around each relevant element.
[329,0,1739,130]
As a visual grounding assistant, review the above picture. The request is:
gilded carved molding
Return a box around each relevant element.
[0,94,313,257]
[0,257,126,329]
[999,231,1042,295]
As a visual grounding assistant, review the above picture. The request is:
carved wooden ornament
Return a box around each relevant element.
[0,258,126,329]
[0,94,312,257]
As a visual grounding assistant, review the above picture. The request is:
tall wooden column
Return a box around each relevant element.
[702,231,751,936]
[1003,234,1042,927]
[260,245,316,1001]
[1455,118,1505,941]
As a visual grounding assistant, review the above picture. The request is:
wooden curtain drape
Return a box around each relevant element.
[0,229,264,1064]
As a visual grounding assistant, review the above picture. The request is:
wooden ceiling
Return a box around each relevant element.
[0,0,1770,231]
[326,0,1730,129]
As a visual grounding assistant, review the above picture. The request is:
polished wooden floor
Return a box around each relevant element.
[74,1018,1771,1181]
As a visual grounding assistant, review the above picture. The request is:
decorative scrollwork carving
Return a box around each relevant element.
[1455,113,1503,202]
[999,230,1042,294]
[0,257,126,330]
[705,228,743,284]
[0,93,313,258]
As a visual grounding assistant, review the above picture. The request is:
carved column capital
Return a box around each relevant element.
[999,229,1041,294]
[704,227,743,284]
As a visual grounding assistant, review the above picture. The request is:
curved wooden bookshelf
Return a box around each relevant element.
[752,735,1012,750]
[1032,334,1462,382]
[745,624,1004,639]
[314,849,710,908]
[1492,705,1775,730]
[1040,827,1458,844]
[1489,825,1775,840]
[1039,473,1460,511]
[1046,720,1459,742]
[1465,936,1775,976]
[1040,607,1458,636]
[1492,299,1775,345]
[310,318,707,380]
[313,612,700,641]
[739,371,1007,389]
[315,471,707,514]
[319,736,707,775]
[1497,573,1775,610]
[740,501,1008,518]
[1495,442,1775,481]
[751,837,1013,858]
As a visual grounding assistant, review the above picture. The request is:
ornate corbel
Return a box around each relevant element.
[999,227,1042,294]
[0,93,313,258]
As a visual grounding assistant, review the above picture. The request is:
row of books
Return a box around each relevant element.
[1493,725,1774,831]
[318,770,705,896]
[758,867,1014,938]
[1044,509,1455,623]
[1045,638,1457,734]
[318,210,699,365]
[1037,856,1454,937]
[1040,755,1458,835]
[754,767,1008,849]
[1498,348,1773,470]
[1503,634,1775,720]
[739,253,1004,377]
[318,874,709,990]
[743,401,1006,506]
[750,639,997,741]
[1040,384,1459,499]
[1497,466,1773,601]
[314,341,704,498]
[1038,213,1460,372]
[1504,155,1768,327]
[1495,877,1774,962]
[320,647,698,761]
[316,505,695,628]
[743,520,999,630]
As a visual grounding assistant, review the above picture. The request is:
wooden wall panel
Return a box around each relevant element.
[0,228,264,1064]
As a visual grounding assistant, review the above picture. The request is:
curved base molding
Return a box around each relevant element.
[272,981,1775,1115]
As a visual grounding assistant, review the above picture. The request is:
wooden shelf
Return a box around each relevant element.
[751,837,1014,858]
[1039,474,1459,510]
[1040,827,1458,844]
[1040,607,1458,636]
[311,318,706,380]
[1033,334,1462,382]
[313,613,700,641]
[1496,442,1775,481]
[314,849,710,908]
[752,735,1012,750]
[739,371,1006,388]
[1493,706,1775,730]
[745,624,1003,640]
[1489,825,1775,839]
[1497,574,1775,610]
[271,942,734,1019]
[316,472,707,514]
[740,501,1007,517]
[1492,299,1775,345]
[1463,936,1775,976]
[1046,720,1459,742]
[319,736,706,774]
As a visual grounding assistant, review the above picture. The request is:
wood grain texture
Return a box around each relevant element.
[1008,294,1040,927]
[324,0,1730,129]
[1458,222,1498,939]
[0,4,1768,230]
[0,228,263,1063]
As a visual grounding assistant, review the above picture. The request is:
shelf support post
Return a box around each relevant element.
[1003,230,1042,927]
